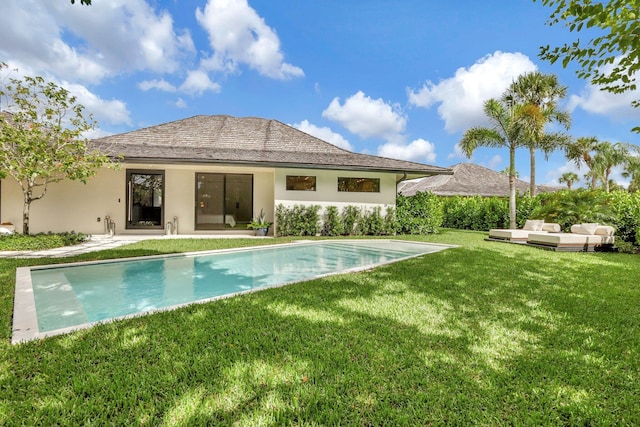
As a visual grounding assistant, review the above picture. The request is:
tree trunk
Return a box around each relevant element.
[509,147,517,229]
[529,146,536,196]
[22,195,31,235]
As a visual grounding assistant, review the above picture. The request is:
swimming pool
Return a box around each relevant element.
[13,240,453,343]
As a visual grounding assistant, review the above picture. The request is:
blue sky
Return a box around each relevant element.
[1,0,639,186]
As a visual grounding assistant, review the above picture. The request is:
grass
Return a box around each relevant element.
[0,230,639,425]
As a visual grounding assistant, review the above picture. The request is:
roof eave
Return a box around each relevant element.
[112,156,453,176]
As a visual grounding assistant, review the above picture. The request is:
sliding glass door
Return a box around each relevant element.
[196,173,252,230]
[126,170,164,229]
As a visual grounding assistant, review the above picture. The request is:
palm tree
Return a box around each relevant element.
[558,171,579,189]
[591,141,631,192]
[564,136,601,189]
[500,166,519,178]
[622,147,640,192]
[503,72,571,196]
[460,98,527,229]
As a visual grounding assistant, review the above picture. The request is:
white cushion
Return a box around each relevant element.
[594,225,615,236]
[571,223,599,235]
[523,219,544,231]
[541,223,561,233]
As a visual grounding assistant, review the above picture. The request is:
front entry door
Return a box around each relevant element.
[126,170,164,229]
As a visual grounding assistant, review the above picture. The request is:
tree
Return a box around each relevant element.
[0,71,112,234]
[500,166,519,178]
[591,141,631,192]
[503,71,571,195]
[536,0,640,126]
[70,0,92,4]
[622,147,640,192]
[564,136,601,189]
[460,98,527,229]
[559,171,579,189]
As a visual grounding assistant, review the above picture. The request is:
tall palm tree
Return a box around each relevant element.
[591,141,631,192]
[503,72,571,196]
[622,146,640,192]
[558,171,579,189]
[460,98,527,229]
[564,136,601,189]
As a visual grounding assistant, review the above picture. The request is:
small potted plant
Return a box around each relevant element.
[247,209,272,236]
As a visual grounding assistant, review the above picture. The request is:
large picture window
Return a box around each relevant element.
[338,177,380,193]
[286,175,316,191]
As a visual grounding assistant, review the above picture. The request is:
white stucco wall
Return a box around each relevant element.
[274,168,397,212]
[0,163,276,235]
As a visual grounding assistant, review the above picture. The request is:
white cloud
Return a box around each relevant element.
[377,138,436,163]
[195,0,303,80]
[293,120,353,151]
[567,85,640,121]
[138,79,177,92]
[0,62,131,127]
[0,0,195,84]
[179,70,221,96]
[322,91,407,141]
[408,51,537,133]
[175,98,187,108]
[62,81,132,127]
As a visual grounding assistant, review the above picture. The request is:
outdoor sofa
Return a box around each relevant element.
[488,219,561,244]
[526,223,616,252]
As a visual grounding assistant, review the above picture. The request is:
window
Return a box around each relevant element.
[286,175,316,191]
[338,177,380,193]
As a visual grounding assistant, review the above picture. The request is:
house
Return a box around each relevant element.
[0,115,451,235]
[398,162,562,197]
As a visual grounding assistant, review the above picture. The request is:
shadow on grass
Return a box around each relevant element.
[1,239,639,425]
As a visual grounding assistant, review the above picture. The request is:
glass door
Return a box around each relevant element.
[126,170,164,229]
[195,173,252,230]
[195,173,225,230]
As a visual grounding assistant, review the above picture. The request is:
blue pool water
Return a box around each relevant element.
[30,240,447,333]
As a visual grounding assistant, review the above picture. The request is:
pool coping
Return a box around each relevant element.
[12,239,457,344]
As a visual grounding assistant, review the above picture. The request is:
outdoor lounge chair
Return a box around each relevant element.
[487,219,561,244]
[526,223,616,252]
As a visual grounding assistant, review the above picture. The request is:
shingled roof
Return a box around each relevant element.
[90,115,451,177]
[398,163,563,197]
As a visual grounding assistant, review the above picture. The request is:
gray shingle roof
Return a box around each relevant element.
[90,115,451,176]
[398,162,563,197]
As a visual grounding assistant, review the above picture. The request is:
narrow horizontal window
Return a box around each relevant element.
[338,177,380,193]
[286,175,317,191]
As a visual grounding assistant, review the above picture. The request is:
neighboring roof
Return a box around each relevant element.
[398,162,563,197]
[90,115,452,177]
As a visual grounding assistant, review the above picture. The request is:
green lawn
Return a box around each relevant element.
[0,230,638,425]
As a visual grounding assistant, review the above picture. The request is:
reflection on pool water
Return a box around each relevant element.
[29,240,450,334]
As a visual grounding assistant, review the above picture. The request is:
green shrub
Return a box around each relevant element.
[383,206,398,235]
[608,190,640,244]
[275,204,320,236]
[341,206,361,236]
[358,206,385,236]
[531,189,616,232]
[0,231,88,251]
[396,192,443,234]
[515,195,542,228]
[321,206,343,236]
